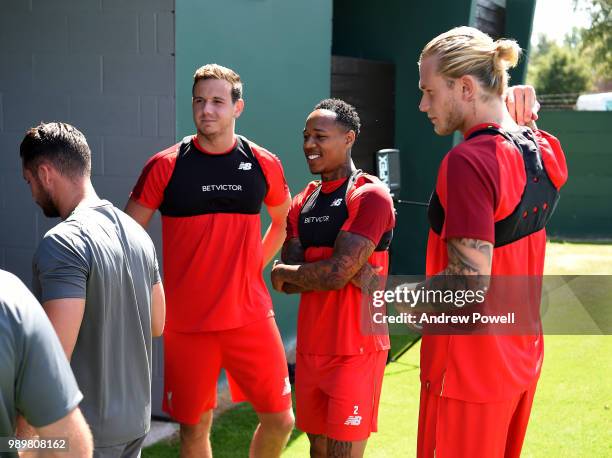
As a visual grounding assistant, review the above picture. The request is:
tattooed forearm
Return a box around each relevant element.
[445,238,492,276]
[274,231,375,291]
[277,238,312,293]
[327,439,352,458]
[350,263,383,296]
[412,237,493,309]
[281,283,310,294]
[281,238,305,265]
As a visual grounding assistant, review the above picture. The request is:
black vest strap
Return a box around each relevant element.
[299,170,393,251]
[301,169,363,212]
[428,126,560,248]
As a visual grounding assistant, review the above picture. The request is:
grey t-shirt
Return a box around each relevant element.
[32,200,160,448]
[0,270,82,457]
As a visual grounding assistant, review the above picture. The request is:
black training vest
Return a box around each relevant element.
[159,136,268,217]
[298,171,393,251]
[428,126,560,248]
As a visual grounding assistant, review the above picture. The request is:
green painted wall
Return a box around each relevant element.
[537,111,612,239]
[175,0,333,345]
[332,0,475,274]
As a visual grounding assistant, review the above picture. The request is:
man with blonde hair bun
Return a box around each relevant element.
[415,27,568,457]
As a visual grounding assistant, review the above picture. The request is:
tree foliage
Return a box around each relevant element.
[574,0,612,77]
[527,0,611,94]
[527,34,593,94]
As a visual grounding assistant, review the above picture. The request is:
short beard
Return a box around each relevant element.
[34,176,60,218]
[40,199,61,218]
[440,95,463,135]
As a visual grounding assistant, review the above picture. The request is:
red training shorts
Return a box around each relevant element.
[417,380,538,458]
[295,350,388,442]
[163,317,292,424]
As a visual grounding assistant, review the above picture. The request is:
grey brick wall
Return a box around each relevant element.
[0,0,175,284]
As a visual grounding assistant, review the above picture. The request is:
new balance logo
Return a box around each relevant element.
[344,405,362,426]
[282,376,291,396]
[238,162,252,170]
[344,415,362,426]
[330,198,343,207]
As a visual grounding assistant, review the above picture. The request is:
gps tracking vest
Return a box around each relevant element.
[298,170,393,251]
[428,126,561,248]
[159,135,268,216]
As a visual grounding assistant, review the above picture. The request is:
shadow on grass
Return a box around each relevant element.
[143,393,304,458]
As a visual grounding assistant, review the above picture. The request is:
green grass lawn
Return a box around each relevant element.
[521,242,612,458]
[143,241,612,457]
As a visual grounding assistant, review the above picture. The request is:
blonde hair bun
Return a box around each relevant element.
[494,39,521,69]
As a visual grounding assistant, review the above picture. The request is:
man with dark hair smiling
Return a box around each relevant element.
[271,98,395,458]
[20,121,165,457]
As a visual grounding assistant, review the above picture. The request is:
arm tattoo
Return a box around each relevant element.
[281,231,375,291]
[281,283,310,294]
[279,238,310,293]
[416,238,493,308]
[281,238,305,265]
[446,238,492,276]
[327,438,353,457]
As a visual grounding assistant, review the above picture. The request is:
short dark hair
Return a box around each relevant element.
[314,98,361,137]
[20,122,91,178]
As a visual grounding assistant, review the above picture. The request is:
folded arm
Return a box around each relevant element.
[278,238,309,294]
[271,231,375,292]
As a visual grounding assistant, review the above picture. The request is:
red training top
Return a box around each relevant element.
[287,174,396,355]
[131,135,289,332]
[422,123,568,402]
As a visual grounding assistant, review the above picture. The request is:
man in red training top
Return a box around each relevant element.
[414,27,568,457]
[271,98,395,458]
[125,64,294,458]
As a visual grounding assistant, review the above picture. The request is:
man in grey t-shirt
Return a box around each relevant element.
[0,269,92,457]
[19,122,166,457]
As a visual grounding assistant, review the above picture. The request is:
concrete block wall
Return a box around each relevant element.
[0,0,175,284]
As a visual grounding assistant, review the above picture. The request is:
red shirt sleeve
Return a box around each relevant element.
[341,182,395,245]
[286,195,301,239]
[443,146,499,243]
[251,144,290,207]
[130,144,178,209]
[535,129,568,190]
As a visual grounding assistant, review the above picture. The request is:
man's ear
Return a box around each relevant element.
[345,129,356,149]
[234,98,245,119]
[36,162,55,187]
[460,75,477,102]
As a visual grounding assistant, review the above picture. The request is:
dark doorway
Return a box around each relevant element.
[331,56,396,173]
[474,0,506,39]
